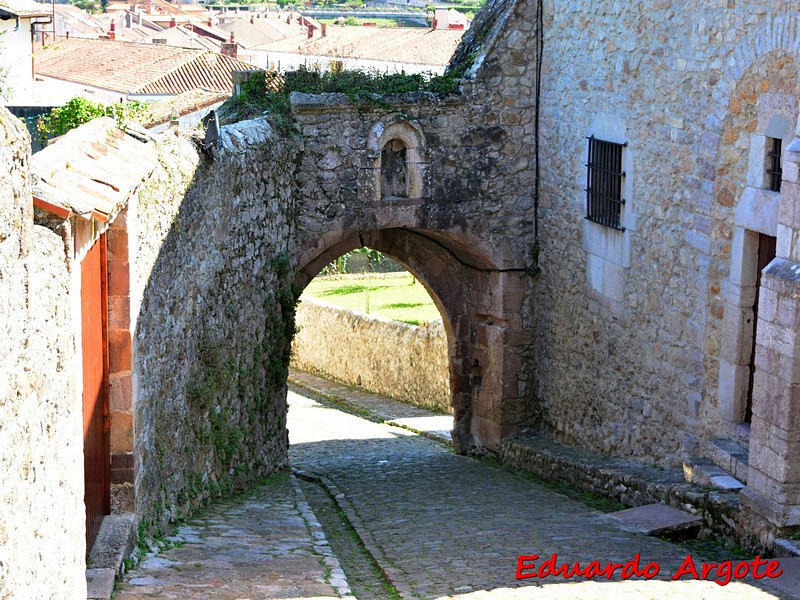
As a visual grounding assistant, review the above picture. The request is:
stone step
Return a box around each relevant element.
[683,459,745,490]
[608,503,703,536]
[703,437,749,484]
[774,538,800,558]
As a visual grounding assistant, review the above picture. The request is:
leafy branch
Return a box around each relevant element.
[36,97,152,146]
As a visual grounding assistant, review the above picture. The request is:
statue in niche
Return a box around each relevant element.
[381,139,407,198]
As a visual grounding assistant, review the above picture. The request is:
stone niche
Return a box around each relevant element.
[368,118,428,200]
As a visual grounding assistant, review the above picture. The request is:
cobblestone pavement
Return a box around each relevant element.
[287,383,797,600]
[114,473,353,600]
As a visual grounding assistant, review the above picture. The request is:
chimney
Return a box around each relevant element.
[66,30,70,39]
[170,17,176,27]
[307,26,313,39]
[250,16,254,24]
[110,21,116,31]
[221,41,237,59]
[322,23,327,37]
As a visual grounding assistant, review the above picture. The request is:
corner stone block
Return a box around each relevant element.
[110,410,133,453]
[106,261,130,297]
[109,371,132,411]
[720,303,754,364]
[108,329,132,372]
[751,373,800,432]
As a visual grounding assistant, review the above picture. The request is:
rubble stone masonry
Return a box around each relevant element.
[292,298,451,413]
[0,109,85,597]
[534,1,800,467]
[131,119,299,531]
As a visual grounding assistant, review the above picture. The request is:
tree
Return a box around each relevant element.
[36,97,152,145]
[69,0,104,13]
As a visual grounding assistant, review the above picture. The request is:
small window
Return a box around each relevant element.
[767,137,782,192]
[586,136,626,230]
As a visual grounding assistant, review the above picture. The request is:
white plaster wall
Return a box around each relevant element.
[1,18,34,103]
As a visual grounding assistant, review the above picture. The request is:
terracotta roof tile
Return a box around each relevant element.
[34,37,259,96]
[31,117,160,222]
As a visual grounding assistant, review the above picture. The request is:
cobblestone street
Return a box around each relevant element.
[287,380,798,600]
[114,378,800,600]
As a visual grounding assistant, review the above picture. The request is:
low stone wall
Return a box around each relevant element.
[0,109,86,598]
[291,298,451,413]
[500,437,739,542]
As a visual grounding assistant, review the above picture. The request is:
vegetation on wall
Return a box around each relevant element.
[36,97,152,145]
[223,67,464,131]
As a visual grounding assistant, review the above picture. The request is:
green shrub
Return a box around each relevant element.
[36,96,152,145]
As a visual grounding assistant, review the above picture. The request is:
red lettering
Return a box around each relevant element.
[672,554,700,580]
[563,562,582,579]
[643,562,660,578]
[751,555,770,579]
[538,553,563,578]
[714,562,732,586]
[606,562,624,579]
[582,562,604,579]
[733,562,749,579]
[765,560,783,579]
[516,555,539,580]
[701,562,718,579]
[621,553,645,578]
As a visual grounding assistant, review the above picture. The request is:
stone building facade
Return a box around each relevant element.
[529,0,800,544]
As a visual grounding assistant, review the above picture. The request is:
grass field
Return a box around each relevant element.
[301,273,441,326]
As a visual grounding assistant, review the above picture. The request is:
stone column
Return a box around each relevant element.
[740,135,800,543]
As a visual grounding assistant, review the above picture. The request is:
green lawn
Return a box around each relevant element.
[301,273,441,326]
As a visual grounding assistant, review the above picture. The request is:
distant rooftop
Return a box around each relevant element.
[0,0,51,18]
[256,27,463,66]
[35,37,259,96]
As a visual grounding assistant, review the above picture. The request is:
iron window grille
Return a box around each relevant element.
[767,137,782,193]
[585,136,626,230]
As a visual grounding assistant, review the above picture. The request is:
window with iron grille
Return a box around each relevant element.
[767,137,782,192]
[586,136,626,230]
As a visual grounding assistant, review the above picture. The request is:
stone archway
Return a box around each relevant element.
[295,226,528,453]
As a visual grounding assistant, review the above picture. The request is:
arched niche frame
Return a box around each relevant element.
[367,118,428,201]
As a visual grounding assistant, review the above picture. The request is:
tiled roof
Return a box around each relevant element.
[34,37,259,96]
[31,117,160,222]
[0,0,51,17]
[217,16,306,48]
[255,27,464,66]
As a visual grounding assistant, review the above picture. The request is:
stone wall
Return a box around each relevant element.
[131,118,300,531]
[0,110,86,597]
[292,298,451,413]
[525,1,800,466]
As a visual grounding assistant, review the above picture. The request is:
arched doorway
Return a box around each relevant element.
[295,226,529,453]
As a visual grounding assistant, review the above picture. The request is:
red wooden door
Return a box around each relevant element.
[82,234,110,552]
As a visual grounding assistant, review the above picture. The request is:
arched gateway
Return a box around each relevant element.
[296,226,529,453]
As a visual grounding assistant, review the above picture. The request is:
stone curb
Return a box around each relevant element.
[293,468,415,600]
[289,474,357,600]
